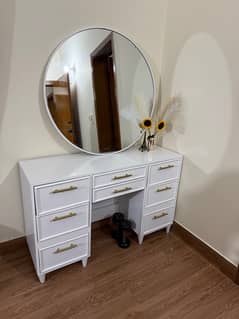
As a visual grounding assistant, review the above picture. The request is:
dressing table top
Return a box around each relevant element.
[19,147,182,186]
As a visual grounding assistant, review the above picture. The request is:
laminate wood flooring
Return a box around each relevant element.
[1,225,239,319]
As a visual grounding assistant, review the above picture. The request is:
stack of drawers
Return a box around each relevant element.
[34,176,91,283]
[19,147,183,283]
[92,166,146,202]
[139,160,182,242]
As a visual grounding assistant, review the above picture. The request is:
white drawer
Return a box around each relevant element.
[146,180,178,207]
[143,199,176,216]
[37,203,89,241]
[143,207,175,234]
[35,177,90,214]
[93,178,145,203]
[93,166,146,188]
[149,160,181,185]
[40,234,89,273]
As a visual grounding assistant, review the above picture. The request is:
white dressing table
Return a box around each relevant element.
[19,147,183,283]
[21,26,183,283]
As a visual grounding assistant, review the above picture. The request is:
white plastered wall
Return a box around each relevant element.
[162,0,239,265]
[0,0,167,242]
[1,0,239,268]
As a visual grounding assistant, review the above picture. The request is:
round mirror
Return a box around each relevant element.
[44,27,155,154]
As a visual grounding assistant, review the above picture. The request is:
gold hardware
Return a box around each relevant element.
[112,173,133,180]
[113,187,132,194]
[156,186,172,193]
[54,243,78,254]
[158,165,174,170]
[152,212,168,220]
[51,212,77,222]
[50,186,78,194]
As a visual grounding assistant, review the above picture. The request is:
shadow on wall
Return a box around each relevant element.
[163,32,238,265]
[176,157,239,265]
[0,225,22,243]
[0,164,24,242]
[166,32,232,172]
[0,1,15,129]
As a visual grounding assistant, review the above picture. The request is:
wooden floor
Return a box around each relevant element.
[1,226,239,319]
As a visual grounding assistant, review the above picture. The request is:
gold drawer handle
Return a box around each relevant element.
[113,187,132,194]
[51,212,77,222]
[152,212,168,220]
[54,243,78,254]
[112,173,133,180]
[158,165,174,170]
[156,186,172,193]
[50,186,78,194]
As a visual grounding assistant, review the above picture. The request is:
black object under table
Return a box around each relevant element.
[112,212,132,248]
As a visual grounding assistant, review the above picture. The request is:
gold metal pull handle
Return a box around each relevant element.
[112,173,133,180]
[50,186,78,194]
[158,165,174,170]
[51,212,77,222]
[156,186,172,193]
[152,212,168,220]
[54,243,78,254]
[113,187,132,194]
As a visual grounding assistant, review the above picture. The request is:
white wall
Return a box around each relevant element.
[113,33,154,147]
[0,0,168,242]
[0,0,18,240]
[162,0,239,265]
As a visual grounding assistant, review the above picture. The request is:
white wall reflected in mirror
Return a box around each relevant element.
[45,28,154,154]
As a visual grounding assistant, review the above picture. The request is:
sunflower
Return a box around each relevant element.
[156,120,166,133]
[140,118,153,130]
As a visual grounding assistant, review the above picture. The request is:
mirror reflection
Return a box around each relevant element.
[44,28,154,154]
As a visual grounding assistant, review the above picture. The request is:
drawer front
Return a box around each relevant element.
[146,180,178,207]
[37,204,89,241]
[143,199,176,216]
[93,179,145,203]
[93,166,146,188]
[35,177,90,214]
[40,234,88,273]
[149,160,181,185]
[143,207,175,233]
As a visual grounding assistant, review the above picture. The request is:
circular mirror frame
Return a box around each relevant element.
[43,27,156,155]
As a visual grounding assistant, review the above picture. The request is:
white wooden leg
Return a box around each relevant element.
[138,234,144,245]
[82,257,88,268]
[166,224,172,234]
[38,273,46,284]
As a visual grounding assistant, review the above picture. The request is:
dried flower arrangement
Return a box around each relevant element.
[138,95,182,152]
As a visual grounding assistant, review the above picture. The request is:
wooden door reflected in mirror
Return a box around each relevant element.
[91,34,121,152]
[46,74,82,146]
